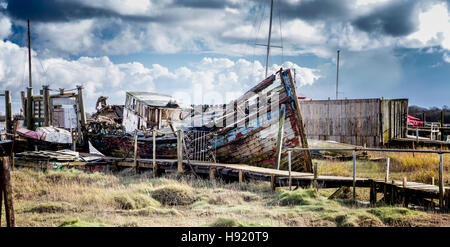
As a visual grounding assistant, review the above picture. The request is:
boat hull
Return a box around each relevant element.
[88,134,177,159]
[211,69,312,172]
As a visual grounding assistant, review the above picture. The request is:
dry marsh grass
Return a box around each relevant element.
[4,168,449,227]
[316,151,450,185]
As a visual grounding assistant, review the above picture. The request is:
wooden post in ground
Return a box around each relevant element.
[370,180,377,205]
[238,170,244,184]
[270,174,276,191]
[274,104,286,170]
[439,153,444,210]
[416,127,419,143]
[209,168,216,181]
[391,180,395,205]
[0,156,15,227]
[76,86,86,149]
[288,151,292,191]
[313,162,318,189]
[177,129,184,173]
[4,90,12,136]
[133,130,138,174]
[43,85,50,126]
[152,129,157,177]
[385,158,390,183]
[384,157,390,202]
[352,149,356,201]
[444,189,449,211]
[432,177,435,185]
[402,177,408,207]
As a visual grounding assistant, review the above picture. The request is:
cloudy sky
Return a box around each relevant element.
[0,0,449,114]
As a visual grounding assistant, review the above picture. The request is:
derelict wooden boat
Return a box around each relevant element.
[88,133,177,159]
[199,68,312,172]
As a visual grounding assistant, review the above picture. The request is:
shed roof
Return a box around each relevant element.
[127,92,179,107]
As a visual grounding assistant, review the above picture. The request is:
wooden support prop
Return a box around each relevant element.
[133,130,138,174]
[288,151,292,191]
[439,153,444,210]
[274,104,286,170]
[177,129,184,173]
[328,186,349,200]
[352,150,356,201]
[270,174,276,191]
[431,177,435,185]
[152,129,156,177]
[238,170,244,184]
[1,156,15,227]
[209,168,216,181]
[402,177,407,188]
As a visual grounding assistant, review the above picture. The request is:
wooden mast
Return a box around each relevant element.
[26,19,34,130]
[264,0,274,78]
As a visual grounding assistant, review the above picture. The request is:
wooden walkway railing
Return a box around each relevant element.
[286,147,449,210]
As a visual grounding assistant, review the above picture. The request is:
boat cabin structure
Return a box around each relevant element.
[123,92,182,132]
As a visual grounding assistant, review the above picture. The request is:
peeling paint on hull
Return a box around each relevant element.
[88,134,177,159]
[211,69,312,172]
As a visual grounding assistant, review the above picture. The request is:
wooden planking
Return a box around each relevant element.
[299,98,407,147]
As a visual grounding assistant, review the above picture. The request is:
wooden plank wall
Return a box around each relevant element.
[299,98,408,147]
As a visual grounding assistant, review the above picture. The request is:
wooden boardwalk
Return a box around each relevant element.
[14,155,450,210]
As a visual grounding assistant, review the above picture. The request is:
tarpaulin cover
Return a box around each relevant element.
[36,127,72,144]
[17,128,40,140]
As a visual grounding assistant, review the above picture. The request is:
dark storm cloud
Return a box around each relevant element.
[171,0,238,9]
[276,0,351,21]
[353,0,419,37]
[4,0,166,22]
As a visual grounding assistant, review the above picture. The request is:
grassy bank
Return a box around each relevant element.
[2,168,449,227]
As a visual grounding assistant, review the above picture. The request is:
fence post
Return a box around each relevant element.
[385,157,390,183]
[177,129,184,173]
[352,149,356,201]
[288,151,292,191]
[416,127,419,143]
[4,91,12,136]
[133,130,138,174]
[1,156,15,227]
[152,129,157,177]
[439,153,444,210]
[383,157,390,203]
[313,162,318,189]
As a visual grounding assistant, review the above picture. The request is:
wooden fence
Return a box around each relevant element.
[298,98,408,147]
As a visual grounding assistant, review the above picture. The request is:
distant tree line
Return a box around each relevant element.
[409,105,449,124]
